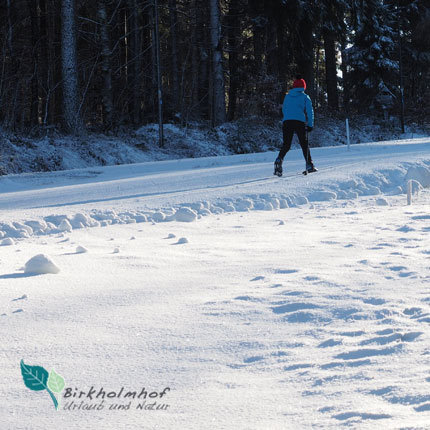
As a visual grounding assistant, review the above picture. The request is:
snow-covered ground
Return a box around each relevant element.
[1,138,430,429]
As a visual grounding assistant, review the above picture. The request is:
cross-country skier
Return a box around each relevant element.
[274,75,317,177]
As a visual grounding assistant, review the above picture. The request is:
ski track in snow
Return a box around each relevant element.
[1,139,430,429]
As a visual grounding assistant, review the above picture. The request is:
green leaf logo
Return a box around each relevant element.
[20,360,65,410]
[47,369,66,393]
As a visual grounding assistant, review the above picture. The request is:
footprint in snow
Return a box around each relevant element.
[403,307,422,316]
[234,296,262,302]
[415,403,430,412]
[362,297,386,306]
[274,269,299,274]
[334,345,402,361]
[304,275,319,281]
[280,291,307,297]
[318,339,343,348]
[389,266,408,272]
[12,295,27,302]
[332,412,392,421]
[243,356,264,364]
[339,331,365,337]
[284,363,313,371]
[396,225,415,233]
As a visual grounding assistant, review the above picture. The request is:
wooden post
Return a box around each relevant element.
[407,180,412,205]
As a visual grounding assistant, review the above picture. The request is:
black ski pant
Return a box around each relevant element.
[278,120,313,167]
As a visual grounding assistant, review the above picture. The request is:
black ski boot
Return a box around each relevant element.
[274,157,283,177]
[303,164,318,175]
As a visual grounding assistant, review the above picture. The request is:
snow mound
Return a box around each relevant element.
[76,245,88,254]
[71,213,99,229]
[59,219,73,233]
[175,207,198,222]
[176,237,189,244]
[151,212,166,222]
[1,237,15,246]
[236,199,254,212]
[405,166,430,188]
[308,191,337,202]
[25,220,48,233]
[24,254,60,275]
[376,197,390,206]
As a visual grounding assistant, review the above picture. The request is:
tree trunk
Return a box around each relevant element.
[190,0,199,119]
[197,0,210,120]
[38,0,50,126]
[323,27,339,110]
[61,0,82,133]
[27,0,40,128]
[125,0,142,125]
[98,0,113,128]
[141,2,154,122]
[168,0,180,112]
[227,0,239,121]
[266,13,278,77]
[249,0,264,77]
[209,0,226,126]
[48,0,63,126]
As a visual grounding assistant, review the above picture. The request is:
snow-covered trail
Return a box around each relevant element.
[1,139,430,220]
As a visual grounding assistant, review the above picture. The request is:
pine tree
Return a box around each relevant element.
[347,0,398,110]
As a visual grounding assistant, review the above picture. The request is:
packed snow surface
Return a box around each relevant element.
[1,138,430,429]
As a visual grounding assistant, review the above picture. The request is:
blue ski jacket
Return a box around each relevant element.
[282,88,314,127]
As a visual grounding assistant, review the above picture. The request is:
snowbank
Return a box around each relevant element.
[1,159,429,242]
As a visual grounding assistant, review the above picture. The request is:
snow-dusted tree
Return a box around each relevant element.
[399,0,430,122]
[61,0,82,133]
[209,0,226,126]
[347,0,398,110]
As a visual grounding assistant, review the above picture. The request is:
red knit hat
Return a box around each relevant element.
[293,78,306,89]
